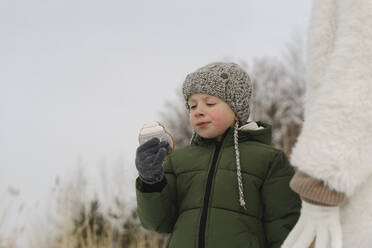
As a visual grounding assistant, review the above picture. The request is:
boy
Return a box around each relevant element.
[135,62,300,248]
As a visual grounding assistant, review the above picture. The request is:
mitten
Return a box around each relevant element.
[135,137,171,184]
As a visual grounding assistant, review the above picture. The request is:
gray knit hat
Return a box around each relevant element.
[182,62,253,125]
[182,62,253,210]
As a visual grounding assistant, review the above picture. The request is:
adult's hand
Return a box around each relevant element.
[281,201,342,248]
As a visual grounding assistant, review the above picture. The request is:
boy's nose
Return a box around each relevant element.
[193,106,205,117]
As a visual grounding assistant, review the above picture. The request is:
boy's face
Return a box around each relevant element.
[188,93,237,140]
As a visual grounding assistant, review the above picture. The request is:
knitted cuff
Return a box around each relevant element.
[141,178,167,193]
[290,170,346,206]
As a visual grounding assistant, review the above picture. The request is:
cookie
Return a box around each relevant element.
[138,122,175,151]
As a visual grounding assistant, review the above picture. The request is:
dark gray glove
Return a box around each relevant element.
[135,137,171,184]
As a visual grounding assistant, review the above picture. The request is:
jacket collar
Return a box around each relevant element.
[191,121,272,147]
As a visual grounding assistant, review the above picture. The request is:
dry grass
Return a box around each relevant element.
[0,187,23,248]
[52,204,169,248]
[31,175,168,248]
[23,198,168,248]
[1,173,168,248]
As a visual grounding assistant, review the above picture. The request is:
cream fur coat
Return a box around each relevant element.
[290,0,372,247]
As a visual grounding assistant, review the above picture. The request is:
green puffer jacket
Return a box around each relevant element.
[136,122,301,248]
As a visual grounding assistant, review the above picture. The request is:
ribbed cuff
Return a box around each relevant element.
[141,178,167,193]
[290,170,346,206]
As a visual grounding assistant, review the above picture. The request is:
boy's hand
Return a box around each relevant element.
[135,137,171,184]
[281,201,342,248]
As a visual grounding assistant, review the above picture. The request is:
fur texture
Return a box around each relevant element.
[290,0,372,246]
[292,0,372,195]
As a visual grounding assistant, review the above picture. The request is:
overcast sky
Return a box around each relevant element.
[0,0,312,235]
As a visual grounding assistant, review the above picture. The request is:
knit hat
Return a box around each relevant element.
[182,62,253,125]
[182,62,253,209]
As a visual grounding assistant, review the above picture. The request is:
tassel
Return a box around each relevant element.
[234,121,246,209]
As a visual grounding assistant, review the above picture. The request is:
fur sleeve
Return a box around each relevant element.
[304,0,337,116]
[291,0,372,196]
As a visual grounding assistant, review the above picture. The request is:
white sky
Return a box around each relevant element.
[0,0,312,235]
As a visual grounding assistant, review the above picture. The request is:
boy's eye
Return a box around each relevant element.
[207,103,216,106]
[190,105,196,109]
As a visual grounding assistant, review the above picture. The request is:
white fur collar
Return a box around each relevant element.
[238,121,264,131]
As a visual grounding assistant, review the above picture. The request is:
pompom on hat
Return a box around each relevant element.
[182,62,253,125]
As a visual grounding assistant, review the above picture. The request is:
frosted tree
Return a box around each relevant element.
[250,38,306,154]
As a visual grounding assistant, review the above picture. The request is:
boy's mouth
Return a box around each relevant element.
[196,122,210,128]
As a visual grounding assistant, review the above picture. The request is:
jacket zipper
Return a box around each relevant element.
[198,140,223,248]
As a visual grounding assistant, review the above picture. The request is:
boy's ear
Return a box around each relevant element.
[234,116,239,121]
